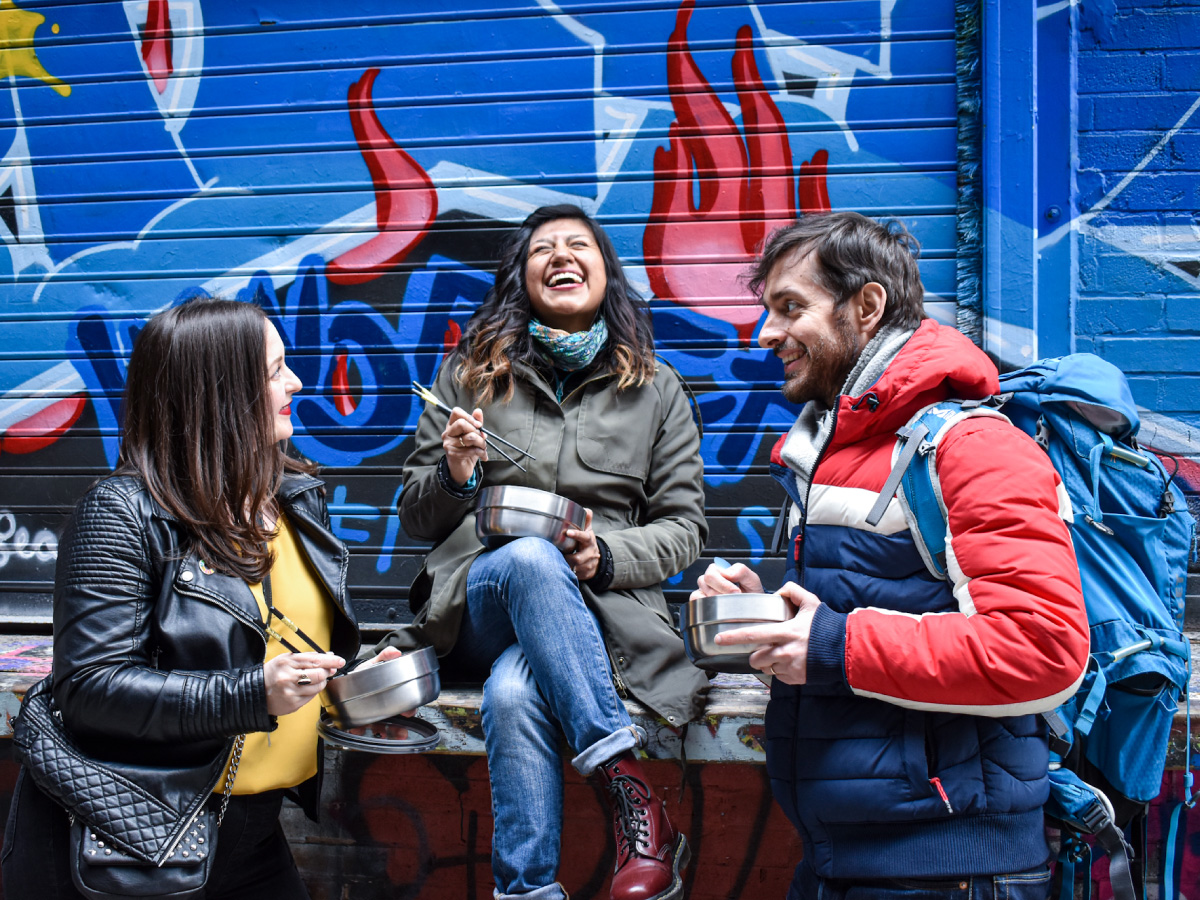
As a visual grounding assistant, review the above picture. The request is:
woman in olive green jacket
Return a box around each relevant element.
[377,205,707,900]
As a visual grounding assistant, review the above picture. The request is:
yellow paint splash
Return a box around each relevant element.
[0,0,69,97]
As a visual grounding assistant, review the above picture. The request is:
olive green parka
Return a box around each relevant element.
[378,358,710,727]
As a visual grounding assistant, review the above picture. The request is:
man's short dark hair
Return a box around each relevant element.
[746,212,926,330]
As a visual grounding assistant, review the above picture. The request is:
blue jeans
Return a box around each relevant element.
[448,537,642,900]
[790,860,1052,900]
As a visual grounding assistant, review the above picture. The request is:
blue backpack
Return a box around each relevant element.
[865,354,1195,900]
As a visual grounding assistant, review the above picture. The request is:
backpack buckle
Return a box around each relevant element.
[1035,415,1051,451]
[1081,799,1111,834]
[1043,710,1072,757]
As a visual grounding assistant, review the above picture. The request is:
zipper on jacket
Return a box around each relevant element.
[558,369,610,407]
[607,649,630,699]
[929,777,954,814]
[175,582,270,647]
[151,646,161,670]
[794,403,841,573]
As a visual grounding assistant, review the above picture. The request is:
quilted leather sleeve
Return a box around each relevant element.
[51,481,270,742]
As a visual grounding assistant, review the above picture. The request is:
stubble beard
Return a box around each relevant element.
[779,311,861,406]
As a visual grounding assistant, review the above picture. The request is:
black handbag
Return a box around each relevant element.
[11,676,244,900]
[68,811,217,900]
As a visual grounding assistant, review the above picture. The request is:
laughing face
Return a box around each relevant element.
[523,217,608,333]
[265,320,302,443]
[758,249,862,407]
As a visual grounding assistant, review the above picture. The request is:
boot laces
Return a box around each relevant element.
[608,773,651,856]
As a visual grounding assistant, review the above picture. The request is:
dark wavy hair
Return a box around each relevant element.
[114,297,313,582]
[746,211,926,330]
[453,204,656,404]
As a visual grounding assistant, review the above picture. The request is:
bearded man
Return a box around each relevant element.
[694,212,1089,900]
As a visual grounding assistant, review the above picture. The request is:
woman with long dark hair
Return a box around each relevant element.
[378,204,708,900]
[3,297,388,898]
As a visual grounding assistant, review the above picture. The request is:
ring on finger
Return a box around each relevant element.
[458,435,466,448]
[296,671,313,686]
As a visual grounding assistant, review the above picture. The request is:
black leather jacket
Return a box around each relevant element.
[50,472,359,820]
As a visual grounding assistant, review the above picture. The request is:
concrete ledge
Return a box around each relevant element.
[0,635,771,762]
[2,633,1198,768]
[1,636,1198,899]
[426,672,770,762]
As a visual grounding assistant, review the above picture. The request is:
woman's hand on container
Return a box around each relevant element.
[719,583,818,685]
[442,407,487,487]
[265,651,345,717]
[358,646,403,669]
[564,508,600,581]
[690,559,763,600]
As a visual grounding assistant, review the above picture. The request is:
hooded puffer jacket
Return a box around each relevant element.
[766,320,1088,880]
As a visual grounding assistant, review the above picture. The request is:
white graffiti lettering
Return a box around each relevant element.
[0,511,57,569]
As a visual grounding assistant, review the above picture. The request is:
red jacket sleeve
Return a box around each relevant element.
[841,417,1089,715]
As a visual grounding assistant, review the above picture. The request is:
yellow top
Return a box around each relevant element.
[214,514,334,795]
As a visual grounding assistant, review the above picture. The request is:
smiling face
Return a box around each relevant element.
[757,249,863,407]
[265,321,302,443]
[523,217,608,333]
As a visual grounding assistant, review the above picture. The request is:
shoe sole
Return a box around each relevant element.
[651,833,690,900]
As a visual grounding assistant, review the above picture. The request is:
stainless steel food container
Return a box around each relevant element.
[475,485,587,552]
[321,645,441,728]
[680,593,793,673]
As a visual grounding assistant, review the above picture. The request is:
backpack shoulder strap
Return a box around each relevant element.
[865,399,1010,581]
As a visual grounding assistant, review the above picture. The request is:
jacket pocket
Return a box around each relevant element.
[575,386,653,480]
[921,713,988,817]
[786,699,939,827]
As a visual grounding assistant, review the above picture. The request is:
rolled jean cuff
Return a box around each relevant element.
[571,723,646,776]
[494,883,568,900]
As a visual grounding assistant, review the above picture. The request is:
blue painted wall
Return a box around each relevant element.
[0,0,1194,626]
[1073,1,1200,421]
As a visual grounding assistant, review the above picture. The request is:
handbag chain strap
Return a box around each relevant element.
[216,734,246,827]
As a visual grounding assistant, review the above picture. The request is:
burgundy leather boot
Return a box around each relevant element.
[597,751,689,900]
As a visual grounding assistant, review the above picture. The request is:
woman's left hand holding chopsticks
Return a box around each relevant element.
[442,406,488,486]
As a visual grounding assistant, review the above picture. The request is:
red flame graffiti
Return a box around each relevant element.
[332,354,357,416]
[1,395,86,455]
[328,68,438,285]
[141,0,173,95]
[644,0,831,342]
[443,319,462,356]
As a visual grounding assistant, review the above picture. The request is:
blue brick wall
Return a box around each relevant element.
[1077,0,1200,430]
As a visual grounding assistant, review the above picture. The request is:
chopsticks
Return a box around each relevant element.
[411,381,535,473]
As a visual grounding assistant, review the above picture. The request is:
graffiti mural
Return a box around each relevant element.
[0,0,1195,618]
[304,752,806,900]
[0,4,1197,896]
[0,0,978,623]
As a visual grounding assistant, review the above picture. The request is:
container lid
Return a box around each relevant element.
[318,712,440,754]
[680,593,792,627]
